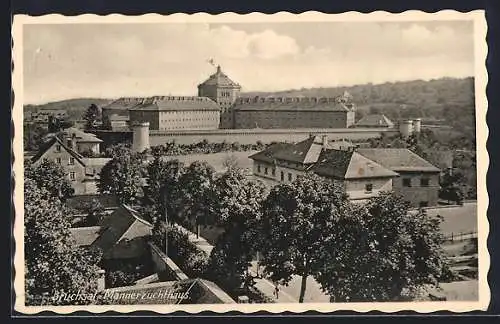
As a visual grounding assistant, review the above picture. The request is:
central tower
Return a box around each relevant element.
[198,65,241,129]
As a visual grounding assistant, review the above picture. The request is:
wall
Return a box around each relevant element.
[233,110,352,129]
[392,172,440,207]
[252,161,308,184]
[148,242,189,281]
[77,142,100,154]
[345,178,393,201]
[129,110,160,130]
[158,110,220,130]
[148,128,398,146]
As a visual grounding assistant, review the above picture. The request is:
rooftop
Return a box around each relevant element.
[356,148,442,172]
[313,149,398,179]
[198,65,241,89]
[355,114,394,127]
[60,127,103,143]
[128,96,220,111]
[233,97,353,112]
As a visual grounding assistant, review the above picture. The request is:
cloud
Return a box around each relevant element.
[22,22,474,104]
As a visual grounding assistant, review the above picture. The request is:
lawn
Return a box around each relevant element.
[162,151,257,173]
[425,202,478,235]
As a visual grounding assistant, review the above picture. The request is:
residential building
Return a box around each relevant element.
[198,65,242,129]
[128,96,221,131]
[233,96,356,129]
[354,114,394,128]
[30,131,110,195]
[249,135,442,206]
[59,127,103,155]
[356,148,441,207]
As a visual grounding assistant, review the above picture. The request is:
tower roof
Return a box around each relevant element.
[198,65,241,88]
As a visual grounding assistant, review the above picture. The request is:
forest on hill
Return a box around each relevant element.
[24,98,113,120]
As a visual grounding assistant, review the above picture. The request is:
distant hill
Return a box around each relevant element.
[24,98,114,120]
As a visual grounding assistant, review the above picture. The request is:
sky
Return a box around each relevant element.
[23,21,475,104]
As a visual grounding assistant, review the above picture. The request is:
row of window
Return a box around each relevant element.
[256,164,294,182]
[403,178,430,187]
[55,157,75,165]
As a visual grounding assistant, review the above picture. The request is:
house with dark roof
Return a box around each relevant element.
[354,114,395,128]
[70,204,153,260]
[30,131,110,195]
[250,135,442,206]
[356,148,442,207]
[128,96,221,131]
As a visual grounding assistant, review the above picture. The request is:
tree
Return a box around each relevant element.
[207,170,267,291]
[24,123,49,151]
[259,173,351,303]
[97,150,144,205]
[315,192,447,302]
[439,172,465,205]
[24,159,74,201]
[83,104,101,131]
[176,161,216,235]
[24,178,102,305]
[146,155,183,208]
[75,199,106,227]
[222,153,240,172]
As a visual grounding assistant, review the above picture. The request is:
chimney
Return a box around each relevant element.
[216,65,221,73]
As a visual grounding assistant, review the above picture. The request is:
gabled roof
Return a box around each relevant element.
[355,114,394,127]
[273,136,326,164]
[129,96,220,111]
[356,148,441,172]
[198,66,241,88]
[60,127,103,143]
[313,149,398,179]
[70,226,102,246]
[30,136,85,166]
[248,143,296,164]
[91,205,153,253]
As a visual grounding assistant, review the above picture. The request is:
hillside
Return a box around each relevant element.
[24,98,113,120]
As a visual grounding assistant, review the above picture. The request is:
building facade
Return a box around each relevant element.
[128,96,221,131]
[356,148,441,207]
[233,96,356,129]
[30,131,110,195]
[198,65,241,129]
[250,136,441,206]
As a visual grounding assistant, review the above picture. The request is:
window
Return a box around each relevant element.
[69,157,75,165]
[420,178,430,187]
[55,158,61,164]
[56,145,61,152]
[288,173,293,182]
[403,178,412,187]
[272,168,276,176]
[365,183,373,193]
[264,167,268,175]
[257,164,261,173]
[280,171,284,181]
[419,201,429,208]
[69,172,76,181]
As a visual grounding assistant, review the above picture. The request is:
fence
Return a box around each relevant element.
[443,231,478,242]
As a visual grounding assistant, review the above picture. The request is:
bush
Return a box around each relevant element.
[154,224,210,278]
